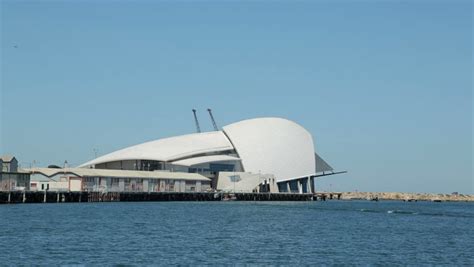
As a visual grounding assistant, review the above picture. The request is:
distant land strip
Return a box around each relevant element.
[340,192,474,202]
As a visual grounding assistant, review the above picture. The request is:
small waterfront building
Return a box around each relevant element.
[1,155,18,172]
[27,168,211,193]
[0,155,30,191]
[216,172,278,193]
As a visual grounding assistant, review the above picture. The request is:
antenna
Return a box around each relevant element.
[192,109,201,133]
[207,108,218,131]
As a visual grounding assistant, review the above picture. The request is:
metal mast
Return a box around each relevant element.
[192,109,201,133]
[207,108,218,131]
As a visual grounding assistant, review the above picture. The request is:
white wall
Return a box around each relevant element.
[223,118,316,181]
[69,177,82,191]
[216,172,276,192]
[30,181,69,191]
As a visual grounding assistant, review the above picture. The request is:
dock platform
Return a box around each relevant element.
[0,191,344,204]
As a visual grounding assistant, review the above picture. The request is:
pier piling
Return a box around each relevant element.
[0,191,336,204]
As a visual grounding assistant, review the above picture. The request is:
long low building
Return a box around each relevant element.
[28,168,211,193]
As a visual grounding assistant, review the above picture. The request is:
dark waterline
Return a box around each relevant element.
[1,201,473,265]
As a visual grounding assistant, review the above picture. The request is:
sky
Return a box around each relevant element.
[1,0,472,194]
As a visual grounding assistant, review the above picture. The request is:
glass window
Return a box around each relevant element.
[209,163,234,172]
[277,183,288,193]
[289,181,299,193]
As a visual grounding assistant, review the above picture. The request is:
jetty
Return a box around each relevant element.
[0,191,346,204]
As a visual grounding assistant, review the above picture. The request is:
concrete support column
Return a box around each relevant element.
[307,177,312,194]
[196,181,202,192]
[143,179,149,192]
[174,181,180,192]
[106,177,111,191]
[119,180,125,191]
[95,177,99,192]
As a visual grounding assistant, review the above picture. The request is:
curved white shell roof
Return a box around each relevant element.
[172,155,241,167]
[79,117,317,182]
[223,118,316,181]
[79,131,233,167]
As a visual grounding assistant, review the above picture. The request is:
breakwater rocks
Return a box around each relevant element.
[340,192,474,202]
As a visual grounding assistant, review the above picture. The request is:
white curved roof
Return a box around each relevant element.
[78,117,318,182]
[171,155,241,167]
[79,131,233,167]
[223,117,316,181]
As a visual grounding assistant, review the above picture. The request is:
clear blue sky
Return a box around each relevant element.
[1,1,472,194]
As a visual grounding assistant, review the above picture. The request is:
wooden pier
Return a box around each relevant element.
[0,191,344,204]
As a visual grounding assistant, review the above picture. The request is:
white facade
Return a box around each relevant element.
[222,118,316,181]
[216,172,277,193]
[79,117,322,192]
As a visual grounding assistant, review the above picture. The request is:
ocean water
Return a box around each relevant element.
[0,201,473,265]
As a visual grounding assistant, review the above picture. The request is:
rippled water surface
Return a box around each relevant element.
[1,201,473,265]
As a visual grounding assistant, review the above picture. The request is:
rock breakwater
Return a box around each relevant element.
[340,192,474,202]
